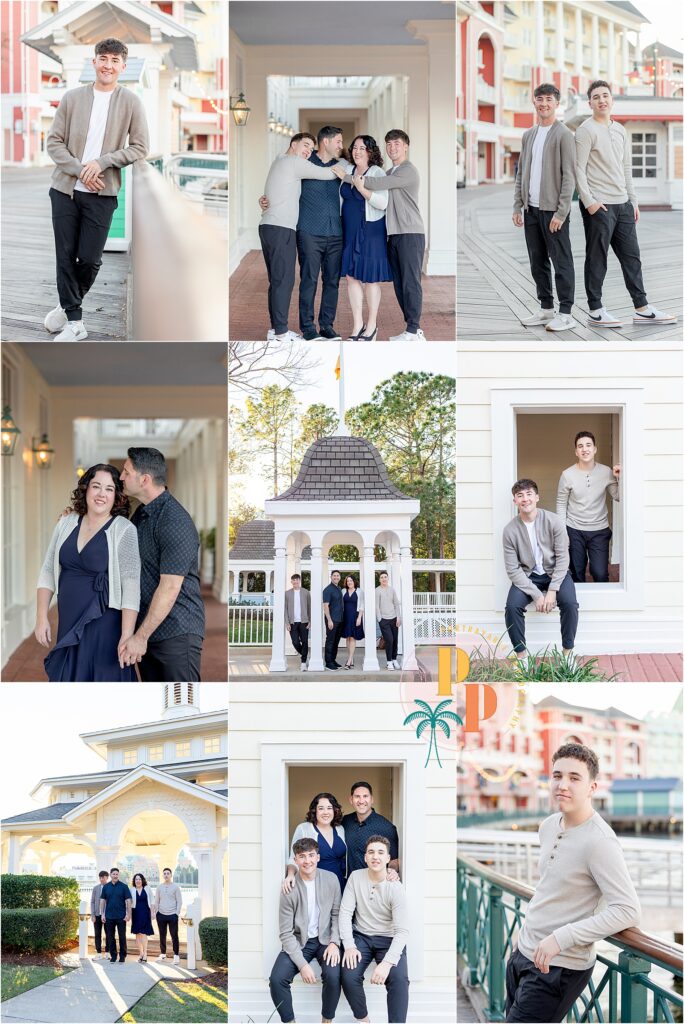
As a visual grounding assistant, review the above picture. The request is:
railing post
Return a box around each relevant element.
[619,951,651,1023]
[466,879,479,986]
[78,899,89,959]
[487,884,506,1021]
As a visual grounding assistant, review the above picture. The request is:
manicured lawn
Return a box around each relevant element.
[119,972,227,1023]
[1,963,74,1001]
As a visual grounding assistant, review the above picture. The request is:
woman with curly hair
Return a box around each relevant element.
[281,792,347,893]
[130,872,155,962]
[35,464,140,681]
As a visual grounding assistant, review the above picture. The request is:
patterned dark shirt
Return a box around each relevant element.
[341,809,399,872]
[297,152,343,237]
[323,582,344,623]
[131,490,205,642]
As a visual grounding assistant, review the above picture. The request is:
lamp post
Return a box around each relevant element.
[1,406,21,456]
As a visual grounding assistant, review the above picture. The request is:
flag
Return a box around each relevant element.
[335,356,340,380]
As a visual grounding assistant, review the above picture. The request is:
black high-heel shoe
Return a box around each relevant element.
[347,325,366,341]
[359,326,378,341]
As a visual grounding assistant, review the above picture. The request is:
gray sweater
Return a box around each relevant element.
[376,585,401,621]
[355,160,425,235]
[556,463,620,531]
[261,153,341,231]
[339,869,409,966]
[574,118,637,208]
[152,882,183,916]
[517,811,640,970]
[513,120,576,222]
[502,508,570,597]
[279,870,341,969]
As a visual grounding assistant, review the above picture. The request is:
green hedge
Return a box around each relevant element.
[1,874,80,910]
[1,908,79,952]
[198,917,227,967]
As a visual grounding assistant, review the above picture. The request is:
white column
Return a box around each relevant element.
[361,545,380,672]
[241,572,249,593]
[79,900,89,959]
[535,3,544,67]
[232,572,240,595]
[213,419,228,602]
[607,21,615,87]
[575,8,583,76]
[8,834,21,873]
[622,30,630,80]
[269,545,288,672]
[399,546,418,671]
[389,547,401,592]
[591,15,599,76]
[555,1,564,69]
[308,546,325,672]
[435,572,442,596]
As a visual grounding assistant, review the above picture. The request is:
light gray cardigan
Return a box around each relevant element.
[513,119,576,223]
[37,513,141,611]
[339,161,389,220]
[502,508,570,598]
[287,821,347,868]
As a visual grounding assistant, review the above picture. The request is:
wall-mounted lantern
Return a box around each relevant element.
[1,405,21,456]
[32,433,55,470]
[230,92,250,126]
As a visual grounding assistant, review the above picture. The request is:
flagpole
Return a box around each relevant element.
[338,340,349,435]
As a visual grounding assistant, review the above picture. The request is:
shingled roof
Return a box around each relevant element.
[3,802,81,824]
[272,437,413,502]
[229,520,313,560]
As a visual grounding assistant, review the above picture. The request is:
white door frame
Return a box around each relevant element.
[260,742,426,981]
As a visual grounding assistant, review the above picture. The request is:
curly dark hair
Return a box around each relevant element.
[348,134,384,170]
[344,575,358,591]
[305,792,344,827]
[131,872,148,888]
[71,464,130,518]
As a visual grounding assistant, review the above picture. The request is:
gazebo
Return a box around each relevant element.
[265,435,420,673]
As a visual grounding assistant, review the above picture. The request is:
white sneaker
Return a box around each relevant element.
[389,329,425,341]
[44,304,67,333]
[173,955,181,965]
[274,330,302,342]
[633,305,677,324]
[545,313,577,332]
[301,663,308,672]
[387,661,395,671]
[54,320,88,341]
[156,954,167,961]
[521,308,555,326]
[392,660,400,670]
[266,329,276,341]
[587,307,623,328]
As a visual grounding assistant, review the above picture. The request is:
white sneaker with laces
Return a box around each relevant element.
[301,663,308,672]
[389,329,425,341]
[545,313,577,332]
[156,954,167,961]
[54,320,88,342]
[633,305,677,324]
[392,660,400,670]
[587,307,622,328]
[173,955,181,964]
[521,308,555,326]
[44,305,67,333]
[266,329,276,341]
[387,661,395,671]
[274,330,302,342]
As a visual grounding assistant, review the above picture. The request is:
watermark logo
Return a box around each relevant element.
[403,699,462,767]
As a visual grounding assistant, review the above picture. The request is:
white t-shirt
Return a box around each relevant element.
[528,124,551,208]
[524,518,545,575]
[293,589,301,623]
[74,89,113,193]
[304,878,319,938]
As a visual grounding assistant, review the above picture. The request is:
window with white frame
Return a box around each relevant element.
[123,749,137,766]
[632,131,657,178]
[149,744,163,762]
[176,741,191,760]
[204,736,220,755]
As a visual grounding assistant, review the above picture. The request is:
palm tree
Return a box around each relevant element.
[403,699,462,767]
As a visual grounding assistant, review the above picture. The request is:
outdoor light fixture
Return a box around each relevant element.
[230,92,250,126]
[32,434,55,470]
[268,111,277,132]
[76,463,86,478]
[1,405,20,456]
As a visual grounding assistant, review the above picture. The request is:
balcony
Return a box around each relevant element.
[504,64,531,83]
[476,77,497,105]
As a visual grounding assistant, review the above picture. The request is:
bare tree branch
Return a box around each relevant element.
[228,342,322,394]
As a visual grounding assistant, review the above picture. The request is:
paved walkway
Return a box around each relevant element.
[457,979,483,1023]
[1,957,209,1024]
[229,250,455,341]
[229,645,442,680]
[230,983,456,1023]
[457,184,682,342]
[1,167,128,341]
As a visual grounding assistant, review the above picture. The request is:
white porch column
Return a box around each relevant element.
[555,2,564,69]
[399,546,418,671]
[575,8,583,75]
[232,572,240,595]
[241,571,249,593]
[435,572,442,595]
[607,21,615,87]
[186,845,215,928]
[622,30,630,79]
[269,545,288,672]
[7,834,21,873]
[308,547,325,673]
[94,845,119,873]
[361,545,380,672]
[213,418,228,602]
[591,15,599,76]
[389,547,401,592]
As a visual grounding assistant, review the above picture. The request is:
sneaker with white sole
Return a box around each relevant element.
[545,313,577,332]
[521,308,555,326]
[173,955,181,964]
[392,660,400,670]
[274,330,302,342]
[44,305,67,333]
[266,329,276,341]
[54,320,88,342]
[587,308,623,328]
[389,329,426,341]
[633,305,677,324]
[387,661,395,670]
[156,954,167,961]
[301,663,308,672]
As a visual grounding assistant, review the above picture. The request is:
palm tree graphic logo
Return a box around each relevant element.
[403,699,462,767]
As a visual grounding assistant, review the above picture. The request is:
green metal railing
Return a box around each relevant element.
[457,809,543,828]
[458,854,683,1023]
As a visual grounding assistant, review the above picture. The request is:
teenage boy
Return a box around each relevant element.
[375,571,401,670]
[575,80,676,328]
[503,479,579,656]
[335,129,426,341]
[45,39,149,342]
[513,83,577,332]
[340,836,410,1024]
[269,838,341,1024]
[341,781,400,876]
[285,573,311,670]
[152,867,183,964]
[100,867,132,963]
[556,431,620,583]
[259,133,342,342]
[322,570,344,671]
[90,869,109,959]
[505,743,640,1023]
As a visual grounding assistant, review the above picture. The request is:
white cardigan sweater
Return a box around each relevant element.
[339,161,389,221]
[37,513,141,611]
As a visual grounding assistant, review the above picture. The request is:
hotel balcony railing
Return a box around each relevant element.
[457,853,684,1023]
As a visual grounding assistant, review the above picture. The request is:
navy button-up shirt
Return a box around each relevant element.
[341,809,400,872]
[297,152,343,237]
[323,582,344,623]
[131,490,205,642]
[100,880,130,921]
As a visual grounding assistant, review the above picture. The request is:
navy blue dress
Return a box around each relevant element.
[315,826,347,892]
[340,179,392,283]
[342,590,365,640]
[44,517,136,682]
[131,887,154,936]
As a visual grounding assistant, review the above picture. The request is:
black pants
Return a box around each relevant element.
[505,947,593,1023]
[505,572,579,653]
[289,621,309,664]
[94,914,107,954]
[297,231,343,332]
[324,619,343,666]
[156,912,180,955]
[342,932,409,1024]
[139,633,203,682]
[567,526,612,583]
[524,206,575,314]
[379,617,399,663]
[259,224,296,334]
[580,200,647,310]
[387,233,425,332]
[50,188,118,321]
[269,936,341,1023]
[104,918,127,961]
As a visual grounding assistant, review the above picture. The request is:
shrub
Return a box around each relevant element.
[1,874,80,910]
[198,916,227,967]
[1,908,79,952]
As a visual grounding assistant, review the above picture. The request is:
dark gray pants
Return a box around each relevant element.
[341,932,409,1024]
[580,200,647,310]
[504,572,579,653]
[50,187,118,321]
[325,620,343,666]
[289,621,309,664]
[379,617,399,663]
[567,526,612,583]
[269,937,341,1023]
[524,206,575,314]
[296,231,343,332]
[387,233,425,332]
[139,634,203,682]
[505,948,593,1023]
[259,224,296,334]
